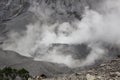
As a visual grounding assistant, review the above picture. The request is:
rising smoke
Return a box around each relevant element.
[2,0,120,68]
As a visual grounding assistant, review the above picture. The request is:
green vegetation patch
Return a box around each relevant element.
[0,67,31,80]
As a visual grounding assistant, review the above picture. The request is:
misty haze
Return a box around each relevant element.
[0,0,120,80]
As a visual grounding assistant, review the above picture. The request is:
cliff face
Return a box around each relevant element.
[0,0,103,24]
[0,0,85,23]
[0,0,30,43]
[0,0,29,23]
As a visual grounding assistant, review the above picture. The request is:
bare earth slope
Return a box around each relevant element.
[0,49,72,77]
[42,57,120,80]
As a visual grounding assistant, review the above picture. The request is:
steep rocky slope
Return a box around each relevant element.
[30,57,120,80]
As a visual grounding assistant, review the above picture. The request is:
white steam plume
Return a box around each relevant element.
[2,0,120,68]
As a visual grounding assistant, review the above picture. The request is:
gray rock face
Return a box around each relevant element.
[0,0,30,23]
[0,0,31,43]
[0,0,89,24]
